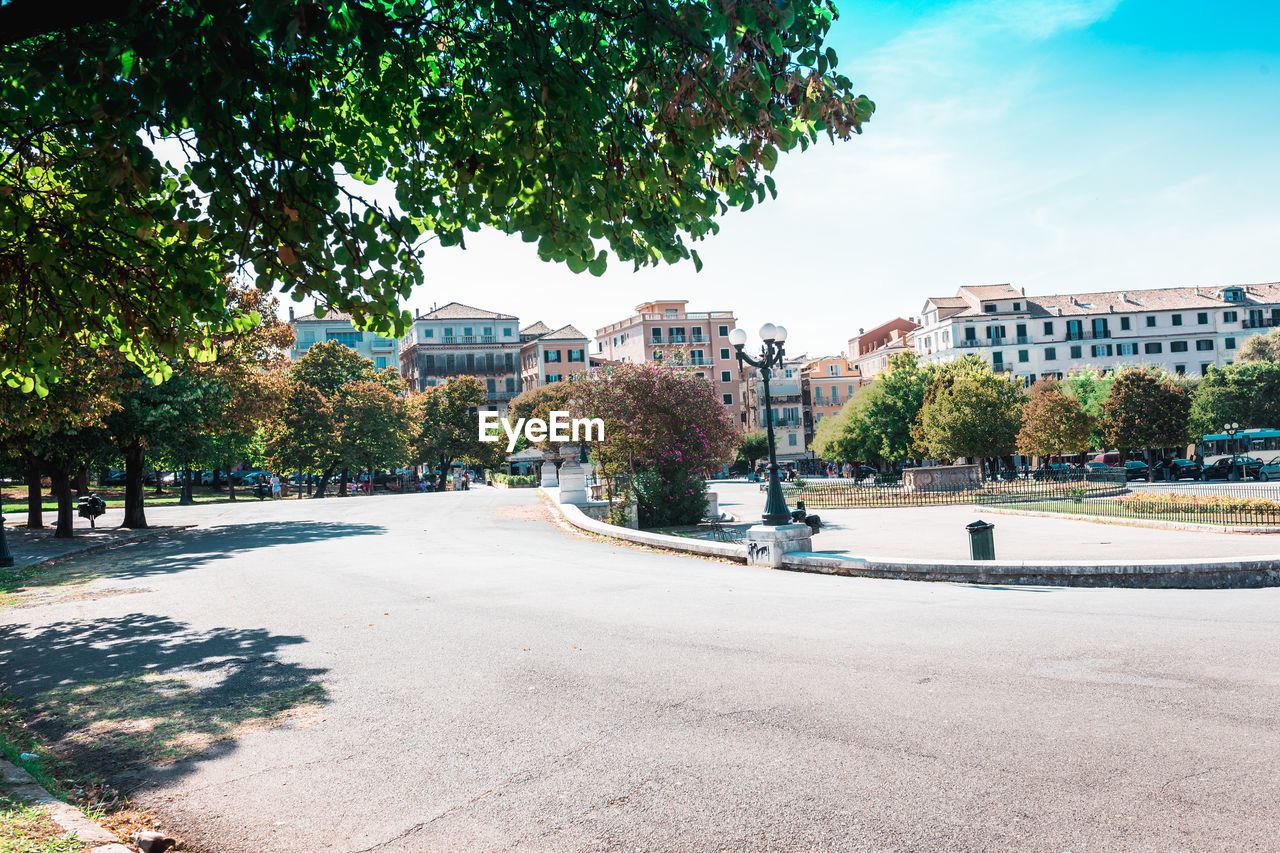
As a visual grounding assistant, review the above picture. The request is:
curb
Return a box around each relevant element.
[1,759,132,852]
[12,525,195,572]
[544,491,1280,588]
[975,505,1280,535]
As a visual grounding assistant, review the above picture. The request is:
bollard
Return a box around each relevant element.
[966,519,995,560]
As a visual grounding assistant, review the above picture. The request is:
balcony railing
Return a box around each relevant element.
[440,335,499,345]
[1065,330,1111,341]
[1244,318,1279,329]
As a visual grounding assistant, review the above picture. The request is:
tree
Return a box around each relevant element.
[1238,328,1280,363]
[1189,362,1280,437]
[1061,367,1114,450]
[916,360,1025,474]
[334,380,416,487]
[859,354,932,465]
[411,377,500,491]
[735,430,771,472]
[1016,381,1096,460]
[573,362,738,526]
[2,1,874,389]
[1100,367,1190,478]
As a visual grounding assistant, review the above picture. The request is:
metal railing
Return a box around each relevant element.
[1065,330,1112,341]
[770,471,1280,526]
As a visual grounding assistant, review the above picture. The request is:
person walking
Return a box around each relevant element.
[270,473,282,499]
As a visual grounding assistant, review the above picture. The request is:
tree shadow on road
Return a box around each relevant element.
[1,520,386,600]
[0,613,329,792]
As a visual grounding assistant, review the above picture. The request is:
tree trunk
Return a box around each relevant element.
[23,452,43,529]
[313,467,334,499]
[226,464,236,501]
[435,458,452,491]
[211,466,223,490]
[122,444,148,529]
[1146,448,1155,482]
[339,468,349,496]
[74,464,89,496]
[179,465,195,505]
[52,466,74,539]
[306,473,313,497]
[154,467,164,495]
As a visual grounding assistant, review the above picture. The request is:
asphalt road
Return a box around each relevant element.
[3,488,1280,851]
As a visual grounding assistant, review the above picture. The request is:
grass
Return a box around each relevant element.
[1001,498,1280,526]
[0,793,81,853]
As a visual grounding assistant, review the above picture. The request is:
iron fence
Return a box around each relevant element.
[769,472,1280,527]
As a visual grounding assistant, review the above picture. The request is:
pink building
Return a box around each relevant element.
[594,299,743,421]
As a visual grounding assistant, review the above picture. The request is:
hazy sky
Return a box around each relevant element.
[339,0,1280,358]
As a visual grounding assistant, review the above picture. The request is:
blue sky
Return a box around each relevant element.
[404,0,1279,357]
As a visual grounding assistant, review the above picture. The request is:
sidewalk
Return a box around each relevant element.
[1,522,186,570]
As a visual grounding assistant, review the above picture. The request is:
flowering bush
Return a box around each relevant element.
[1114,493,1280,516]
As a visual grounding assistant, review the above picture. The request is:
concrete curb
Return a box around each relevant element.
[976,505,1280,535]
[1,759,132,851]
[545,490,1280,588]
[13,524,195,572]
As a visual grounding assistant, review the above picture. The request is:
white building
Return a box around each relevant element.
[914,282,1280,382]
[288,307,400,370]
[740,356,809,464]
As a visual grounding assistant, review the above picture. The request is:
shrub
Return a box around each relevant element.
[633,467,708,527]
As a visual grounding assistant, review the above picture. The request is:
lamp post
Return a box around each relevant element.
[1224,422,1240,481]
[731,323,792,525]
[0,467,14,568]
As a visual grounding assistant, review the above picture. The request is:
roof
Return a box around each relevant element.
[520,321,552,337]
[294,307,354,323]
[417,302,517,321]
[960,284,1022,300]
[539,324,587,342]
[507,447,546,462]
[924,281,1280,319]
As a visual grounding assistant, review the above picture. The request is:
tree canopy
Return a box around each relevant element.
[1,0,874,389]
[915,358,1024,463]
[1099,367,1190,457]
[1016,380,1095,459]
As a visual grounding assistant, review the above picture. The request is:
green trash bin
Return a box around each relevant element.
[966,519,995,560]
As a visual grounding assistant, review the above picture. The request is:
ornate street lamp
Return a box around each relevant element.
[1224,421,1241,481]
[0,471,13,568]
[731,323,792,525]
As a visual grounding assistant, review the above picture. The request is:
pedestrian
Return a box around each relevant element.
[270,473,282,498]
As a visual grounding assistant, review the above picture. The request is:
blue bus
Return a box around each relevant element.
[1198,428,1280,465]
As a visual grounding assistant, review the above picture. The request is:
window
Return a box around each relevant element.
[964,326,977,341]
[1201,363,1211,375]
[482,326,492,336]
[721,371,731,382]
[1170,341,1188,353]
[375,356,388,369]
[983,304,997,314]
[1117,343,1137,355]
[443,326,453,337]
[1043,321,1054,335]
[830,389,840,405]
[788,433,798,447]
[695,373,704,379]
[992,352,1004,367]
[718,325,730,337]
[1224,287,1244,302]
[486,378,496,392]
[1225,337,1237,350]
[1066,320,1083,340]
[720,348,731,360]
[506,377,516,392]
[1013,302,1021,311]
[1145,316,1156,327]
[1223,311,1238,323]
[1120,317,1130,331]
[1044,347,1057,360]
[504,327,513,337]
[568,349,585,362]
[463,326,473,337]
[1175,364,1186,375]
[784,368,795,379]
[546,374,562,383]
[423,328,434,339]
[1070,345,1082,359]
[1144,342,1163,354]
[1091,344,1107,357]
[1018,350,1029,363]
[847,384,856,396]
[722,394,733,404]
[827,364,841,376]
[1015,323,1027,339]
[1197,312,1208,325]
[1172,314,1183,326]
[1196,340,1214,351]
[326,331,362,345]
[544,349,562,363]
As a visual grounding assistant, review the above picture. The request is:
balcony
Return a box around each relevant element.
[687,357,708,366]
[1065,330,1111,341]
[1244,317,1279,329]
[690,334,707,343]
[439,335,500,345]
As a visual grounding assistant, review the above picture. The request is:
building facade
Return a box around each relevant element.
[848,318,920,383]
[288,307,401,369]
[801,356,860,446]
[519,323,590,390]
[594,299,743,422]
[398,302,522,410]
[914,282,1280,383]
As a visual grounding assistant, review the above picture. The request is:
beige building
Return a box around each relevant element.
[739,355,809,465]
[594,299,743,421]
[801,356,860,446]
[519,322,589,390]
[914,281,1280,382]
[288,306,401,370]
[848,317,920,383]
[398,302,522,410]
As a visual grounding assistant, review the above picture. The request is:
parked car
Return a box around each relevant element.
[1033,463,1083,481]
[101,469,127,486]
[1201,457,1263,481]
[1084,460,1110,474]
[1256,457,1280,482]
[1123,460,1149,481]
[1090,451,1122,467]
[1152,458,1202,481]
